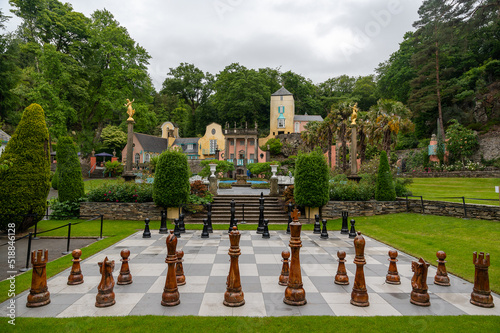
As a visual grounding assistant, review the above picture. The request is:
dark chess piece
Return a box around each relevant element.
[159,210,168,234]
[224,226,245,307]
[434,251,450,286]
[313,214,321,234]
[257,192,265,234]
[341,211,349,234]
[117,249,133,285]
[351,232,369,307]
[348,219,356,238]
[284,208,307,306]
[386,250,401,285]
[207,203,213,233]
[95,256,115,307]
[286,203,293,234]
[201,218,209,238]
[470,252,494,308]
[320,219,329,239]
[143,218,151,238]
[176,250,186,286]
[67,249,84,285]
[26,249,50,307]
[262,219,270,239]
[279,251,290,286]
[162,231,180,306]
[334,250,349,285]
[229,199,236,233]
[173,218,181,238]
[179,213,186,233]
[410,257,430,306]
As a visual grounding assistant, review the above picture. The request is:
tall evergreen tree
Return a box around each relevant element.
[56,136,84,203]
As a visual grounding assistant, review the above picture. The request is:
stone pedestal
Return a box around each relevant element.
[209,175,218,196]
[270,176,278,196]
[123,119,136,182]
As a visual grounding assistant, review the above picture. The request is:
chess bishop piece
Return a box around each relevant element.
[224,226,245,307]
[434,251,450,286]
[176,250,186,286]
[179,213,186,233]
[159,210,168,234]
[351,232,369,307]
[470,252,494,308]
[67,249,84,285]
[313,214,321,234]
[173,219,181,237]
[262,219,270,239]
[162,231,180,306]
[335,250,349,285]
[410,257,430,306]
[117,249,133,285]
[284,209,307,306]
[201,218,210,238]
[27,249,50,307]
[95,256,116,307]
[279,251,290,286]
[320,219,329,239]
[340,211,349,234]
[386,250,401,285]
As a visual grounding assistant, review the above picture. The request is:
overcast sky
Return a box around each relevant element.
[1,0,424,90]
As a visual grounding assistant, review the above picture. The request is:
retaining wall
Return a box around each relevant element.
[80,202,162,220]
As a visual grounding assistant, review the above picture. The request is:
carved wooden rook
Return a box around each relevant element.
[117,249,133,285]
[470,252,494,308]
[95,257,115,307]
[386,250,401,285]
[27,249,50,307]
[351,232,369,307]
[67,249,84,285]
[176,250,186,286]
[335,250,349,285]
[434,251,450,286]
[224,226,245,307]
[162,231,180,306]
[313,214,321,234]
[279,250,290,286]
[284,209,307,306]
[410,257,430,306]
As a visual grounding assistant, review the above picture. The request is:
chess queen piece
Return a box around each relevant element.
[224,226,245,307]
[67,249,84,285]
[351,232,369,307]
[95,257,115,307]
[470,252,494,308]
[386,250,401,285]
[313,214,321,234]
[410,257,430,306]
[335,250,349,285]
[434,251,450,286]
[27,249,50,307]
[176,250,186,286]
[117,249,133,285]
[162,231,180,306]
[279,251,290,286]
[284,209,307,306]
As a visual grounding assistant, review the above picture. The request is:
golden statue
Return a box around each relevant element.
[125,99,135,121]
[351,103,358,125]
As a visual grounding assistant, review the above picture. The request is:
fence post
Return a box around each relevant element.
[420,196,424,214]
[20,232,32,272]
[462,196,467,219]
[62,222,71,255]
[98,214,104,240]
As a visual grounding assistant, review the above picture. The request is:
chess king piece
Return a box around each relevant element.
[201,218,209,238]
[348,219,356,238]
[262,219,270,239]
[257,192,265,234]
[351,232,369,307]
[279,251,290,286]
[410,257,430,306]
[162,231,180,306]
[284,209,307,306]
[386,250,401,285]
[117,249,133,285]
[229,199,236,233]
[335,250,349,285]
[176,250,186,286]
[67,249,84,285]
[143,218,151,238]
[207,203,214,233]
[286,203,293,234]
[320,219,329,239]
[470,252,494,308]
[434,251,450,286]
[27,249,50,307]
[224,226,245,307]
[95,256,116,307]
[340,211,349,234]
[313,214,321,234]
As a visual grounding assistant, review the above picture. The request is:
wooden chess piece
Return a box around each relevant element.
[162,231,180,306]
[284,209,307,306]
[176,250,186,286]
[279,250,290,286]
[27,249,50,307]
[117,249,133,285]
[351,232,369,307]
[224,226,245,307]
[434,250,450,286]
[410,257,430,306]
[386,250,401,285]
[95,256,116,307]
[335,250,349,285]
[470,252,494,308]
[67,249,84,285]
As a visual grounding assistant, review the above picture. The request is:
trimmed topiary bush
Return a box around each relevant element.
[375,151,396,201]
[57,136,84,203]
[294,149,329,208]
[51,168,59,190]
[153,149,190,208]
[0,103,50,232]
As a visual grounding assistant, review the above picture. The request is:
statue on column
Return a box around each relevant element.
[125,98,135,121]
[351,103,358,125]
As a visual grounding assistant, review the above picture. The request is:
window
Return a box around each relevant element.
[230,154,234,159]
[280,96,283,101]
[249,140,254,146]
[145,153,150,162]
[209,139,217,154]
[187,143,195,150]
[250,154,255,159]
[295,122,300,133]
[278,118,285,128]
[134,153,140,164]
[230,140,234,146]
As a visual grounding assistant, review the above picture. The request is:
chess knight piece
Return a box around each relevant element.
[335,250,349,285]
[125,98,135,121]
[410,257,430,306]
[284,209,307,306]
[386,250,401,285]
[67,249,84,285]
[470,252,494,308]
[279,251,290,286]
[351,232,369,307]
[27,249,50,307]
[95,257,116,307]
[117,249,133,285]
[176,250,186,286]
[224,226,245,307]
[162,231,180,306]
[434,251,450,286]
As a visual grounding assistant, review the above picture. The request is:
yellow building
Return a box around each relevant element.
[198,122,225,160]
[160,121,179,147]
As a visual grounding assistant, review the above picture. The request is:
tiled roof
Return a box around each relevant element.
[135,133,169,153]
[294,115,323,122]
[271,86,293,96]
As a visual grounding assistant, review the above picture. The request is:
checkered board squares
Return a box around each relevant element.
[2,230,500,318]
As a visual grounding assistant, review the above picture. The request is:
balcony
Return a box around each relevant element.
[227,159,234,163]
[237,159,244,166]
[247,159,254,164]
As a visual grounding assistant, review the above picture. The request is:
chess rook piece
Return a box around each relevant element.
[117,249,133,285]
[201,218,209,238]
[286,203,292,234]
[257,192,265,234]
[27,249,50,307]
[143,218,151,238]
[279,251,290,286]
[207,203,213,233]
[262,219,270,239]
[470,252,494,308]
[348,219,356,238]
[224,226,245,307]
[176,250,186,286]
[341,211,349,234]
[159,210,168,234]
[173,219,181,238]
[351,232,369,307]
[95,256,115,307]
[179,213,186,233]
[284,208,307,306]
[320,219,329,239]
[67,249,84,285]
[410,257,430,306]
[386,250,401,285]
[313,214,321,234]
[434,251,450,286]
[335,250,349,285]
[162,231,180,306]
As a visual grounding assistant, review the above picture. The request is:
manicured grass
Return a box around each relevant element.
[408,177,500,205]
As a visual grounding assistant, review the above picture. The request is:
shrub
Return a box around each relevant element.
[49,198,84,219]
[446,119,479,164]
[86,183,153,202]
[375,151,396,201]
[198,159,235,178]
[283,185,295,205]
[153,149,190,208]
[294,149,329,208]
[329,174,375,201]
[0,104,50,232]
[51,168,59,190]
[104,160,124,177]
[247,161,280,179]
[394,178,413,197]
[251,183,270,189]
[260,138,283,155]
[57,136,85,203]
[219,182,232,189]
[191,180,208,196]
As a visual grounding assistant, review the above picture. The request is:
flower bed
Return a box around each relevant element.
[86,182,153,203]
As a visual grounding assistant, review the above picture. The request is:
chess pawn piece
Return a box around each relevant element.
[335,250,349,285]
[434,251,450,286]
[95,256,115,307]
[351,232,369,307]
[162,231,180,306]
[176,250,186,286]
[284,208,307,306]
[27,249,50,307]
[143,218,151,238]
[117,249,133,285]
[179,213,186,233]
[286,203,293,234]
[159,210,168,234]
[224,226,245,307]
[67,249,84,285]
[313,214,321,234]
[173,219,181,238]
[320,219,329,239]
[341,211,349,234]
[386,250,401,285]
[470,252,494,308]
[348,219,356,238]
[279,251,290,286]
[201,218,209,238]
[262,219,270,239]
[410,257,431,306]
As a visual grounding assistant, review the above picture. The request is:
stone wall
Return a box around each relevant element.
[324,201,407,219]
[188,160,203,175]
[401,170,500,178]
[80,202,163,220]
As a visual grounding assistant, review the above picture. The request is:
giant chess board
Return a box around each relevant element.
[3,229,500,317]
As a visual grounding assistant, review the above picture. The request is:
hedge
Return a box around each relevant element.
[294,149,329,208]
[153,149,190,208]
[375,151,396,201]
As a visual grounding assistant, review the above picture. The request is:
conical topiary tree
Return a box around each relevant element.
[375,151,396,201]
[56,136,84,204]
[0,104,50,232]
[153,149,190,210]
